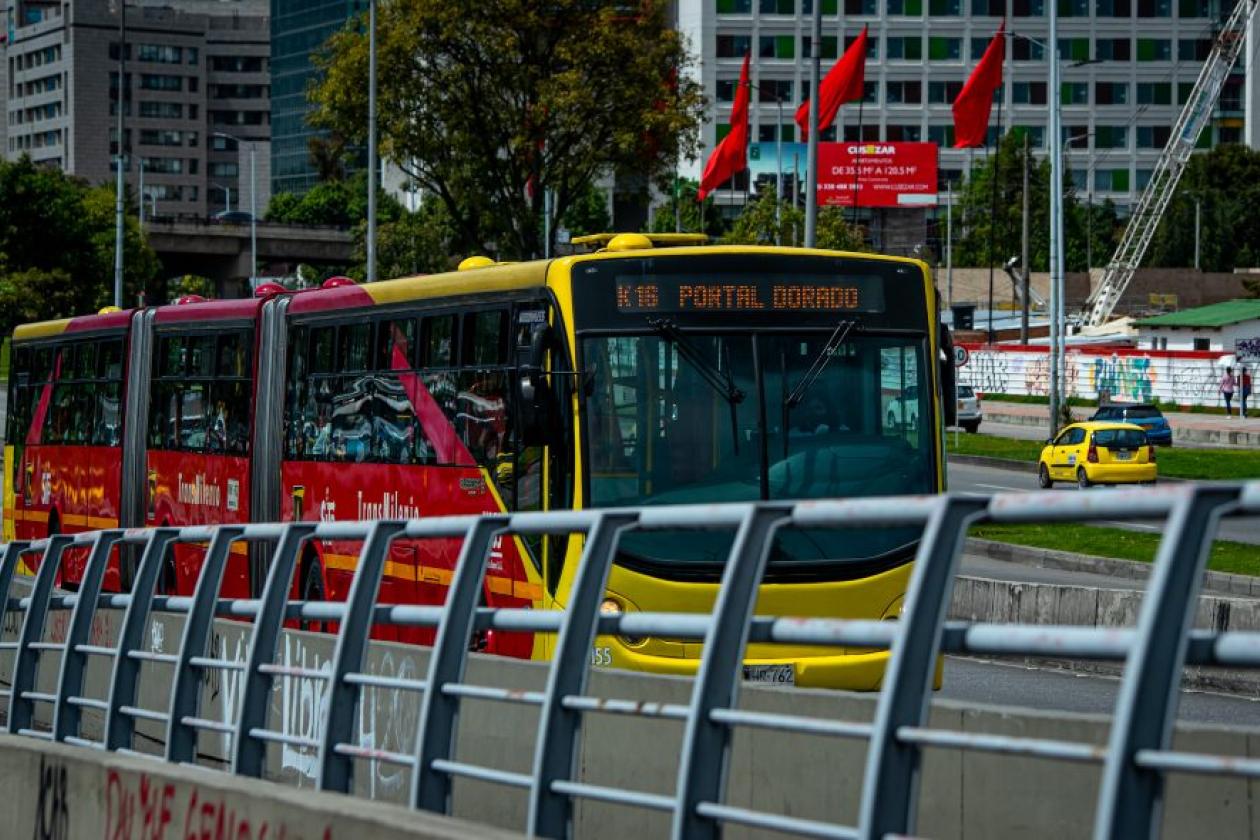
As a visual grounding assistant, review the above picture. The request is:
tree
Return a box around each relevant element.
[0,157,157,337]
[1147,144,1260,273]
[954,132,1053,271]
[560,183,611,239]
[351,193,459,277]
[167,274,215,301]
[309,0,705,260]
[815,207,866,252]
[265,171,405,227]
[649,178,726,237]
[720,193,803,246]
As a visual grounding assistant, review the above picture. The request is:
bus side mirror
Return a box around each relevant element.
[519,326,559,446]
[940,324,958,427]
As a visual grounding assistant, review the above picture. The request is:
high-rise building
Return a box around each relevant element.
[270,0,365,196]
[678,0,1260,215]
[0,0,270,218]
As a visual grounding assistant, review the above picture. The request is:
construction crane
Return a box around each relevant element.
[1084,0,1259,327]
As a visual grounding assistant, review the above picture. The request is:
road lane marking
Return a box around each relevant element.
[974,482,1027,491]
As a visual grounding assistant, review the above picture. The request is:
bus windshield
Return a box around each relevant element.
[582,329,933,576]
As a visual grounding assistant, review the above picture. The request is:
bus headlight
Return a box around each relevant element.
[600,597,647,648]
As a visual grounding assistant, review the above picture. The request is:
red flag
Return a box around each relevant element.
[952,21,1006,149]
[795,26,868,142]
[698,52,751,201]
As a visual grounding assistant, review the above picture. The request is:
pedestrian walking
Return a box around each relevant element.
[1242,367,1253,419]
[1220,366,1236,416]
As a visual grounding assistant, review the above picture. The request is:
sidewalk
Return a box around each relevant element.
[981,399,1260,447]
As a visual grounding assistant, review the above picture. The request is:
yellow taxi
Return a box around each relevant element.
[1037,421,1158,489]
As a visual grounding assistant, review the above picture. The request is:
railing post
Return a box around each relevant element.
[8,535,74,735]
[672,505,791,840]
[411,515,508,813]
[53,530,125,742]
[166,526,244,764]
[0,540,32,700]
[529,512,638,838]
[232,523,316,777]
[104,528,179,751]
[1094,485,1241,839]
[859,495,987,839]
[317,519,405,793]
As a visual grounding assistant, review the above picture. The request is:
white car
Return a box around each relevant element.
[956,384,982,433]
[886,386,920,430]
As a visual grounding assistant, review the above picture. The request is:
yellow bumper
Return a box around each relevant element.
[1085,464,1157,484]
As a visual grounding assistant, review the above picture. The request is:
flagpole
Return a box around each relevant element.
[986,79,1004,343]
[851,98,863,227]
[804,0,822,247]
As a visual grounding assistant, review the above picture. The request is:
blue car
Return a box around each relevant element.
[1089,403,1173,446]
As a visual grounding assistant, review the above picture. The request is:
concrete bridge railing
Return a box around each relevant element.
[2,484,1260,839]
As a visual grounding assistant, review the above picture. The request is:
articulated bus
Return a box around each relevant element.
[3,233,954,688]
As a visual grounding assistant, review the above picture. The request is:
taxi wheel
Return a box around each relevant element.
[1077,467,1092,489]
[1037,463,1053,488]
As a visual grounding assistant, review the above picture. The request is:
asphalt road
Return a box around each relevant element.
[941,656,1260,728]
[948,458,1260,547]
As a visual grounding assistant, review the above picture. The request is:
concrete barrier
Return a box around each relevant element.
[0,733,520,840]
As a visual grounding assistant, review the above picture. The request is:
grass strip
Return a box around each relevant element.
[969,522,1260,577]
[947,432,1260,481]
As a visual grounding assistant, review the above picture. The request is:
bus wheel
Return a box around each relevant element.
[300,554,326,634]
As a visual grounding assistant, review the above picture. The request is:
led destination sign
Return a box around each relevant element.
[614,275,885,314]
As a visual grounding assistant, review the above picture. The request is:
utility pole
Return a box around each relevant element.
[803,0,821,246]
[1048,6,1061,436]
[1194,199,1202,270]
[1020,132,1030,344]
[113,1,127,309]
[366,0,378,283]
[945,182,953,308]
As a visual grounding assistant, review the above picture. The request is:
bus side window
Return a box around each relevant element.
[463,310,507,367]
[285,326,308,459]
[421,314,457,368]
[99,339,124,380]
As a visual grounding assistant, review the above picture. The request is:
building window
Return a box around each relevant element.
[1219,125,1242,144]
[886,124,922,141]
[1060,82,1088,105]
[1137,0,1171,14]
[140,73,183,91]
[1178,38,1211,61]
[928,0,962,14]
[1095,125,1127,148]
[762,35,797,59]
[844,0,877,12]
[1012,38,1045,60]
[716,79,736,102]
[1058,0,1089,14]
[140,128,185,147]
[972,0,1005,13]
[140,101,183,119]
[1136,82,1172,105]
[1095,82,1129,104]
[971,37,989,60]
[801,0,838,11]
[1096,38,1130,60]
[211,84,267,99]
[1012,81,1048,104]
[1012,125,1046,147]
[209,161,239,178]
[758,79,793,101]
[845,33,879,59]
[108,43,132,61]
[715,0,753,11]
[1178,0,1209,14]
[143,157,184,175]
[885,80,922,104]
[758,0,794,12]
[1193,338,1210,351]
[927,124,956,146]
[887,0,923,14]
[716,35,751,57]
[886,36,923,60]
[1057,38,1090,62]
[1064,125,1089,147]
[1137,125,1171,147]
[928,36,961,60]
[928,80,964,103]
[209,56,264,73]
[1095,168,1130,190]
[137,44,182,64]
[1136,38,1172,60]
[1095,0,1131,14]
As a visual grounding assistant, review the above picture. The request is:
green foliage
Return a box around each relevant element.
[309,0,705,260]
[650,178,727,237]
[1148,144,1260,273]
[560,184,611,239]
[351,193,460,278]
[0,157,157,337]
[265,172,404,227]
[167,274,215,302]
[720,193,802,246]
[815,207,866,252]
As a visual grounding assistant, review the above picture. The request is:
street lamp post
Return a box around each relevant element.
[113,1,127,309]
[367,0,378,283]
[213,131,258,286]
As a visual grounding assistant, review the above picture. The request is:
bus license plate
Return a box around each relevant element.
[743,664,795,685]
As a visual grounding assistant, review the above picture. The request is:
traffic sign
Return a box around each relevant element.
[954,345,970,367]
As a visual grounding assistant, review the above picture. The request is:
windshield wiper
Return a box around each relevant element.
[784,319,858,410]
[648,317,745,454]
[781,320,858,460]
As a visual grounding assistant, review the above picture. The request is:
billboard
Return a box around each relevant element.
[817,142,939,208]
[745,141,938,208]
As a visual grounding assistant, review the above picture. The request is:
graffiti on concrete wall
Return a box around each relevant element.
[1089,355,1155,403]
[960,349,1011,395]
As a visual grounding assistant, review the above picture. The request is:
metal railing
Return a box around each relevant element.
[1,483,1259,839]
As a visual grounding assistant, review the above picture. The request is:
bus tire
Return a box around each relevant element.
[299,552,325,633]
